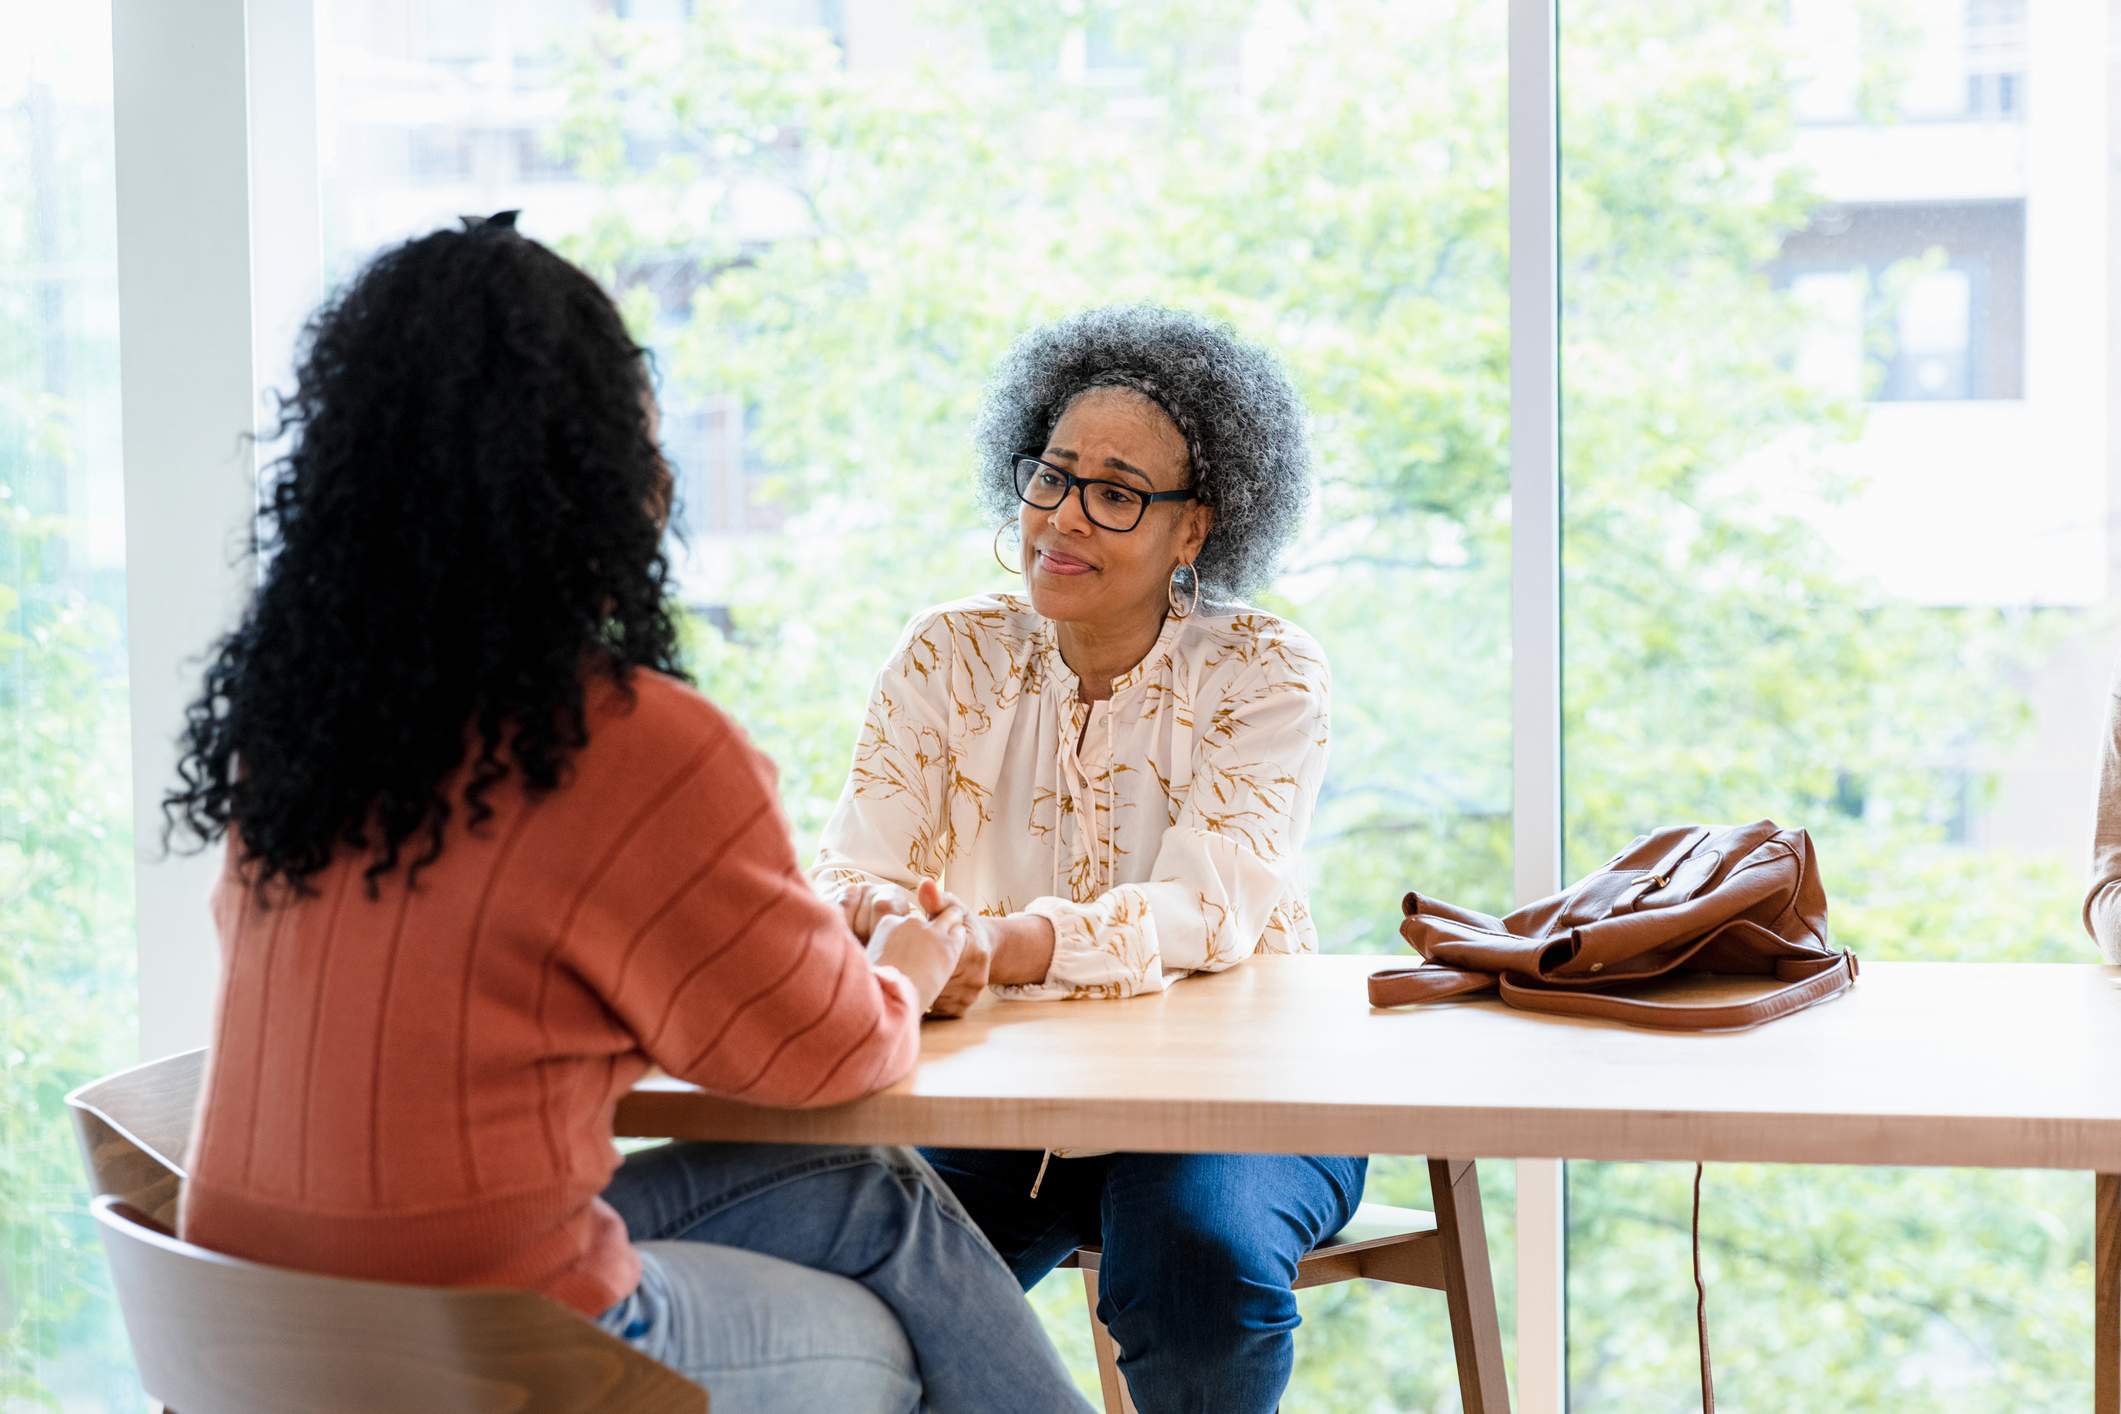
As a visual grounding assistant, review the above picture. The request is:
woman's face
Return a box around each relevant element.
[1018,386,1213,628]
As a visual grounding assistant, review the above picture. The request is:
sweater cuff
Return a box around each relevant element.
[871,963,919,1011]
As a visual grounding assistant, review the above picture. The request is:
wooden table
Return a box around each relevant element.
[617,955,2121,1410]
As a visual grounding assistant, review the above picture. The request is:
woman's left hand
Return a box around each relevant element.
[918,880,995,1018]
[917,881,1059,1015]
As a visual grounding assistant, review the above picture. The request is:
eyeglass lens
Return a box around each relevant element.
[1013,457,1149,531]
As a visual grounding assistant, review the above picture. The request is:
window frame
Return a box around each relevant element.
[98,0,1620,1405]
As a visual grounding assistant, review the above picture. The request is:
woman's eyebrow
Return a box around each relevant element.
[1043,445,1155,487]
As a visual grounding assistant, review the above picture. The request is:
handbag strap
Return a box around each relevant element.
[1496,948,1856,1031]
[1695,1162,1715,1413]
[1366,963,1497,1007]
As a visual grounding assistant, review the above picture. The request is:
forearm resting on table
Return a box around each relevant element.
[990,913,1056,987]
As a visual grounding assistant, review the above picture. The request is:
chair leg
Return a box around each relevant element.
[1429,1157,1511,1414]
[1079,1264,1138,1414]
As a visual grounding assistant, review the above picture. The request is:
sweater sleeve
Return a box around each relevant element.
[590,724,923,1109]
[1001,630,1331,1001]
[813,612,955,896]
[2085,686,2121,965]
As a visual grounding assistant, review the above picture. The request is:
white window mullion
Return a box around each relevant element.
[113,0,321,1060]
[1509,0,1565,1407]
[113,0,261,1060]
[249,0,326,431]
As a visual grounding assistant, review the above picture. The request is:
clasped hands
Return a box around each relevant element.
[833,880,1056,1018]
[835,878,987,1018]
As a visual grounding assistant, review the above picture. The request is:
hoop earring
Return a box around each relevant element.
[1169,562,1200,618]
[994,520,1023,575]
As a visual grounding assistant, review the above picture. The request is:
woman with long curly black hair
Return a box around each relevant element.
[165,214,1088,1414]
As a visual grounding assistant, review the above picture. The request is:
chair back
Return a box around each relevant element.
[91,1195,706,1414]
[65,1047,205,1229]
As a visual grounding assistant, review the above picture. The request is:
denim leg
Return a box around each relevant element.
[599,1141,1093,1414]
[596,1243,920,1414]
[917,1146,1107,1289]
[1094,1152,1367,1414]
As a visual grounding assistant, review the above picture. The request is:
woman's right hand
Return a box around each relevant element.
[869,900,970,1013]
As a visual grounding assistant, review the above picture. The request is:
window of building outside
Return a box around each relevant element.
[1,3,140,1408]
[1561,0,2110,1404]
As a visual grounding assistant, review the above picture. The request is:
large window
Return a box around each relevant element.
[22,1,2116,1408]
[315,0,1514,1404]
[0,5,139,1408]
[1561,0,2105,1404]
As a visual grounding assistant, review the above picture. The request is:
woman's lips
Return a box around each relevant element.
[1036,549,1095,576]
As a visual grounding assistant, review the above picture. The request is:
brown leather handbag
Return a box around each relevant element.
[1369,821,1856,1030]
[1372,822,1856,1410]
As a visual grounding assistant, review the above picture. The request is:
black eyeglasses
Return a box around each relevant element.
[1011,455,1196,533]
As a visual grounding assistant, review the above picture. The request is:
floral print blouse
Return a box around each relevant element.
[815,592,1331,1001]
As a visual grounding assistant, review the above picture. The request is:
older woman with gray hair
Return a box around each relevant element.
[815,305,1362,1413]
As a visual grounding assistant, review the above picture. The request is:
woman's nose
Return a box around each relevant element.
[1050,486,1095,535]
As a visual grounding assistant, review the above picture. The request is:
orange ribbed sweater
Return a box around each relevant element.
[180,670,921,1318]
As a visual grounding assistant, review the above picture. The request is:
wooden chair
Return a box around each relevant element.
[64,1047,207,1229]
[67,1050,705,1413]
[90,1195,705,1414]
[1060,1158,1510,1414]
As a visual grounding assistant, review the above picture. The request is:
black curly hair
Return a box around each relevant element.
[164,215,688,897]
[974,304,1313,598]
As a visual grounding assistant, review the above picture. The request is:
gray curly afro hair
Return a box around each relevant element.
[974,304,1313,600]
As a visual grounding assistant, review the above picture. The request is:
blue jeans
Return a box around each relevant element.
[921,1148,1367,1414]
[597,1141,1093,1414]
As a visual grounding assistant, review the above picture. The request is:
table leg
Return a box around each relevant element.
[1430,1157,1512,1414]
[2099,1173,2119,1414]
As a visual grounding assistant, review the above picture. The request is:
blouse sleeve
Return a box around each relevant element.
[814,613,955,897]
[1000,631,1331,1001]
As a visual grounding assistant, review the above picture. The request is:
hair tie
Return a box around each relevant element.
[1064,369,1210,495]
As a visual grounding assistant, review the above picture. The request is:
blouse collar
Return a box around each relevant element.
[1036,608,1189,701]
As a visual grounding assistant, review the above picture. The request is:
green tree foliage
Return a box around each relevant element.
[553,0,2093,1406]
[0,509,135,1413]
[2,51,138,1409]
